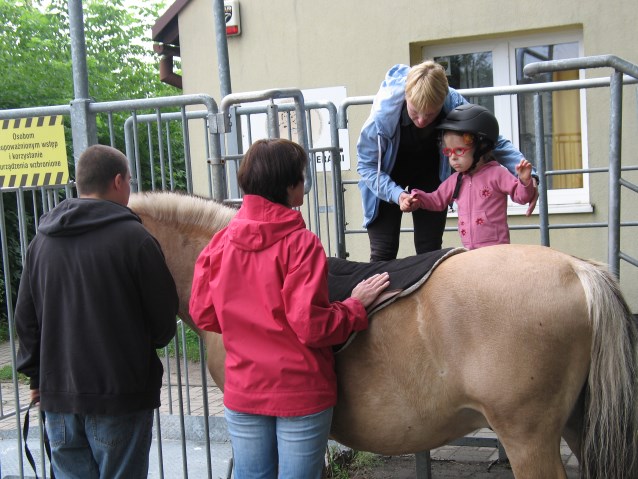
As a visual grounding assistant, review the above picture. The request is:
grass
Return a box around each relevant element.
[325,447,382,478]
[0,365,29,383]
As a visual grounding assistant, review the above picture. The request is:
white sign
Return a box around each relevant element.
[240,86,351,172]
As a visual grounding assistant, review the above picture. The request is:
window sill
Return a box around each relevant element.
[446,203,594,218]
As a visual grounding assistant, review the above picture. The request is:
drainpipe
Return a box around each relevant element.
[159,56,183,89]
[154,44,183,89]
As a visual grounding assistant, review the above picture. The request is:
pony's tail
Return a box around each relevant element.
[575,259,638,479]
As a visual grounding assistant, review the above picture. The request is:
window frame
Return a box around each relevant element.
[422,29,592,213]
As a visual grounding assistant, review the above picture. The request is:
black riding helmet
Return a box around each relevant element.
[435,103,499,144]
[436,104,500,206]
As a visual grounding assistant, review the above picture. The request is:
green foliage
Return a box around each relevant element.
[0,1,71,108]
[0,320,8,342]
[0,0,187,325]
[0,0,178,109]
[0,192,32,325]
[0,365,29,383]
[162,323,203,363]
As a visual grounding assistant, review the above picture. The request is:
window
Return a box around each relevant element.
[515,42,582,190]
[423,30,590,211]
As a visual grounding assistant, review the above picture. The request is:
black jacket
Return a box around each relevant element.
[16,198,178,415]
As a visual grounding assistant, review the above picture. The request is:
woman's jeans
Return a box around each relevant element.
[44,409,153,479]
[225,406,333,479]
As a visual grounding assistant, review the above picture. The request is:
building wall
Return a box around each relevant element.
[173,0,638,310]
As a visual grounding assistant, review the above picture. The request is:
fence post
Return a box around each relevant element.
[68,0,97,163]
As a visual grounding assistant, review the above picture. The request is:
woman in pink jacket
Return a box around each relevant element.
[401,104,534,250]
[189,138,389,479]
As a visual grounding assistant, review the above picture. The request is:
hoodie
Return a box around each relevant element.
[412,161,535,249]
[15,198,178,414]
[189,194,368,416]
[356,64,525,227]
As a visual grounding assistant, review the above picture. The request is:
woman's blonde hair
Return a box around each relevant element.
[405,60,449,112]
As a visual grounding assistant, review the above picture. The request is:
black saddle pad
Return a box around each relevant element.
[328,248,461,303]
[327,247,466,353]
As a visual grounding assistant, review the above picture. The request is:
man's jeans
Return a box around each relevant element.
[44,409,153,479]
[225,406,333,479]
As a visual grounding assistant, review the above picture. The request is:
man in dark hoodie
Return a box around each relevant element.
[15,144,178,479]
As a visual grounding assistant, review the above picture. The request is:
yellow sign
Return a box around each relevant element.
[0,116,68,189]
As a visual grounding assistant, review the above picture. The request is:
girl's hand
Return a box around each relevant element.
[399,192,418,212]
[517,159,538,215]
[516,159,533,185]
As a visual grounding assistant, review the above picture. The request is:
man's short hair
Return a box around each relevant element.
[405,60,449,113]
[75,145,129,196]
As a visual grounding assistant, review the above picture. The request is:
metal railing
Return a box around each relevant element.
[337,59,638,279]
[0,54,637,478]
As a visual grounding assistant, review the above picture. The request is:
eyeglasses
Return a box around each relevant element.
[442,147,472,157]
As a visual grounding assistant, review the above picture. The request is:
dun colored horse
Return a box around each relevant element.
[129,191,638,479]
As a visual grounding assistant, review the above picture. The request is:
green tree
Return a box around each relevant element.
[0,0,185,328]
[1,0,178,108]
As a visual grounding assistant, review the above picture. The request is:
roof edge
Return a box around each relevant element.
[152,0,191,44]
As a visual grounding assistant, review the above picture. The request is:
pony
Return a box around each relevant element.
[128,191,638,479]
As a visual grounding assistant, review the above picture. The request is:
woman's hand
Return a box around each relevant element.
[351,272,391,308]
[399,192,418,212]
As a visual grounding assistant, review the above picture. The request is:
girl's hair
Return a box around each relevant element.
[238,138,307,206]
[405,60,449,113]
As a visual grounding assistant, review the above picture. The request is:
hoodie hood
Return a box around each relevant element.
[38,198,141,237]
[371,64,411,138]
[227,195,306,252]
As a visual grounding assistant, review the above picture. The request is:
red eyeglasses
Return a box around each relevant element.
[442,147,472,157]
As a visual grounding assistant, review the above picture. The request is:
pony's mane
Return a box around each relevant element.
[128,191,236,234]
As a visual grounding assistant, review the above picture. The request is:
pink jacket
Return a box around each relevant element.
[412,161,535,250]
[189,194,368,416]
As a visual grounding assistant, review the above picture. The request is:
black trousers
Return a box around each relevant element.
[366,200,448,262]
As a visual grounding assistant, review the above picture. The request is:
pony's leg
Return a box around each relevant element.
[495,429,567,479]
[484,401,572,478]
[561,388,584,465]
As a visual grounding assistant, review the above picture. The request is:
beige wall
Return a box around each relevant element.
[173,0,638,310]
[178,0,637,94]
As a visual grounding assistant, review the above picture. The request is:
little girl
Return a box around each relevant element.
[401,104,534,250]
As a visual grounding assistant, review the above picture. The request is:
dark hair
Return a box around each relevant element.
[237,139,307,206]
[76,144,129,196]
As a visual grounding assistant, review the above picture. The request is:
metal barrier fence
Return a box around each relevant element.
[338,57,638,279]
[0,95,226,478]
[0,89,348,478]
[0,54,637,478]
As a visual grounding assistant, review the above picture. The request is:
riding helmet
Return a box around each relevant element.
[436,103,499,144]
